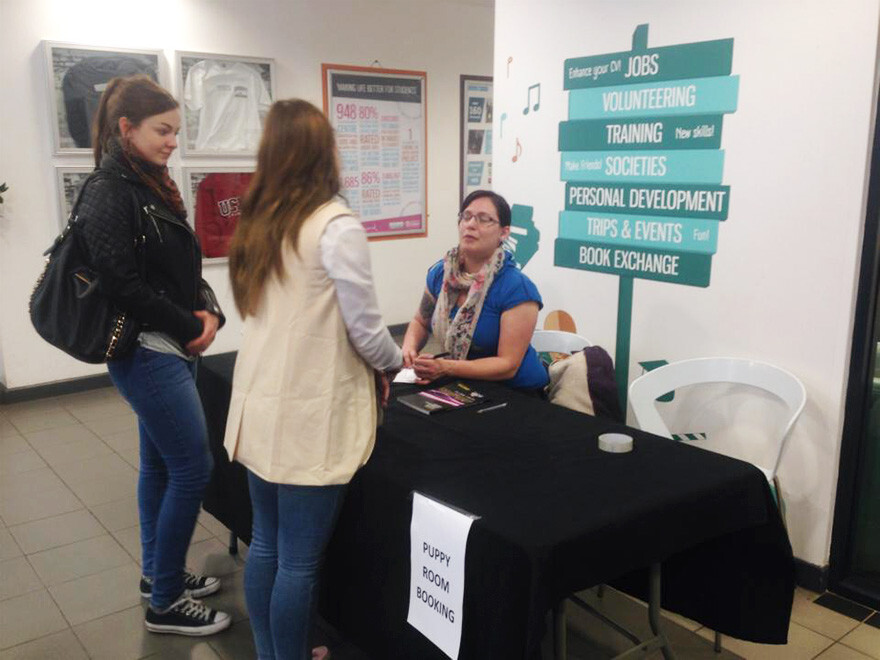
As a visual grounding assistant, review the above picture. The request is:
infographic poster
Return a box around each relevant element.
[323,64,427,239]
[460,75,493,200]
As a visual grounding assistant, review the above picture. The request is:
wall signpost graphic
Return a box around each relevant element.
[554,24,739,406]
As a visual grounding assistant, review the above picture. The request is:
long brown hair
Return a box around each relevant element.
[228,99,341,317]
[92,75,178,166]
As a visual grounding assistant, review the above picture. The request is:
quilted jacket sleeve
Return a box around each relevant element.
[76,176,204,343]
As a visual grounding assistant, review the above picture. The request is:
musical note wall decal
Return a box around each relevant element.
[507,56,513,78]
[500,112,508,138]
[523,83,540,114]
[512,138,522,163]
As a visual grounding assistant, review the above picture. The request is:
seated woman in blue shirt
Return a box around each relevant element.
[402,190,549,392]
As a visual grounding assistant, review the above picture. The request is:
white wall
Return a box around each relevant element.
[0,0,493,389]
[493,0,880,568]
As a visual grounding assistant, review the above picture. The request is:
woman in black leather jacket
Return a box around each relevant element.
[77,75,230,637]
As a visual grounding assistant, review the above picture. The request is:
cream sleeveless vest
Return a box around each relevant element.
[223,201,377,485]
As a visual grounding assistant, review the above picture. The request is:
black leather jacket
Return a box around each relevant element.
[76,153,224,345]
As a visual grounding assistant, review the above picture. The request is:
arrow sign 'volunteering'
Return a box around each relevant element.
[554,24,739,407]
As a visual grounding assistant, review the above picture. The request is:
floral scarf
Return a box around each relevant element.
[431,246,507,360]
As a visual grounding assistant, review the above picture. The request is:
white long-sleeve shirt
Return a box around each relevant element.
[320,215,403,372]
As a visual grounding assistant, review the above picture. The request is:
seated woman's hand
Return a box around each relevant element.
[413,354,451,384]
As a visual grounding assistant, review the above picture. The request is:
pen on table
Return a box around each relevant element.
[477,402,508,414]
[431,352,450,359]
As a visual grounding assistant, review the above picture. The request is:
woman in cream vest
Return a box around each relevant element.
[225,99,402,660]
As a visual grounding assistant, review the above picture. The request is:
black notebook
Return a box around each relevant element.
[397,382,488,415]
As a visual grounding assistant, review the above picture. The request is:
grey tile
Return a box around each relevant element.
[0,435,28,456]
[697,621,834,658]
[792,587,862,640]
[73,604,221,660]
[117,447,140,470]
[0,590,68,650]
[35,435,113,467]
[186,537,244,577]
[63,470,138,506]
[0,556,43,600]
[1,398,65,418]
[0,450,46,477]
[53,452,135,482]
[9,409,80,434]
[29,534,132,586]
[90,496,140,532]
[840,623,880,659]
[101,427,139,454]
[65,398,132,423]
[817,644,876,659]
[0,528,22,560]
[0,629,89,660]
[83,412,138,438]
[49,562,142,625]
[0,417,20,439]
[208,620,257,660]
[9,509,105,554]
[0,484,83,526]
[198,510,231,538]
[205,567,248,623]
[23,424,98,453]
[0,467,65,498]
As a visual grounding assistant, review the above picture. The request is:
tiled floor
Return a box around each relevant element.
[2,385,880,659]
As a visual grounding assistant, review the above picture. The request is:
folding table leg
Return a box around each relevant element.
[228,529,238,555]
[554,600,567,660]
[647,562,677,660]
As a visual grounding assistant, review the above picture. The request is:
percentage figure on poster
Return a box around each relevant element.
[361,171,381,185]
[336,103,357,121]
[523,83,541,114]
[343,176,359,188]
[358,105,378,120]
[512,138,522,163]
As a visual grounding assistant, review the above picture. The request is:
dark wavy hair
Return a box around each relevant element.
[460,190,511,227]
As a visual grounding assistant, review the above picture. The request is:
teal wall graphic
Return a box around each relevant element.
[553,24,739,405]
[508,204,540,268]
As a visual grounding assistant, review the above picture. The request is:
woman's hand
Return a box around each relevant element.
[402,345,420,369]
[413,355,452,384]
[185,311,219,355]
[375,370,392,407]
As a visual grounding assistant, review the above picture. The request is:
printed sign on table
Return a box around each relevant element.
[407,492,477,659]
[323,64,427,239]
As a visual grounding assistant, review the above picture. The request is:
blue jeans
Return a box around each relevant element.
[245,471,346,660]
[108,346,213,610]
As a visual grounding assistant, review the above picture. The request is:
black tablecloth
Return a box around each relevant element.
[197,353,794,660]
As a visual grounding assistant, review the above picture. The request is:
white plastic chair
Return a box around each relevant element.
[628,357,806,654]
[531,330,591,354]
[628,357,806,485]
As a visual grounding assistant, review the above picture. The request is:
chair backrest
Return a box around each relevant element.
[531,330,591,354]
[628,357,806,479]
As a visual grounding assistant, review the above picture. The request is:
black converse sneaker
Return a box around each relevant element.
[145,594,231,636]
[140,572,221,599]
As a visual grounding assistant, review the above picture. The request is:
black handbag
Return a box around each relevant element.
[29,171,145,364]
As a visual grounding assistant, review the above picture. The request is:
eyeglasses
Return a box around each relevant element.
[458,211,499,226]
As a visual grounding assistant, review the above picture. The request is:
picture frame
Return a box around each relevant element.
[176,51,275,158]
[43,41,165,155]
[183,166,255,262]
[322,63,427,240]
[460,75,493,201]
[55,166,93,230]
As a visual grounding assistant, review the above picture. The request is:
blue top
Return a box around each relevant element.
[427,252,549,390]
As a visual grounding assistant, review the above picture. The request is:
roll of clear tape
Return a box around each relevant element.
[598,433,633,453]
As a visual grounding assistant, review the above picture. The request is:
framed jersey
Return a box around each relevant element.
[183,167,255,261]
[42,41,166,155]
[176,51,275,157]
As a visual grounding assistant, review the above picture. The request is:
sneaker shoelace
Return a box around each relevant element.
[182,572,207,589]
[176,596,212,622]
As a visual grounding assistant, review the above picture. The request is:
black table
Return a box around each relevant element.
[197,353,794,660]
